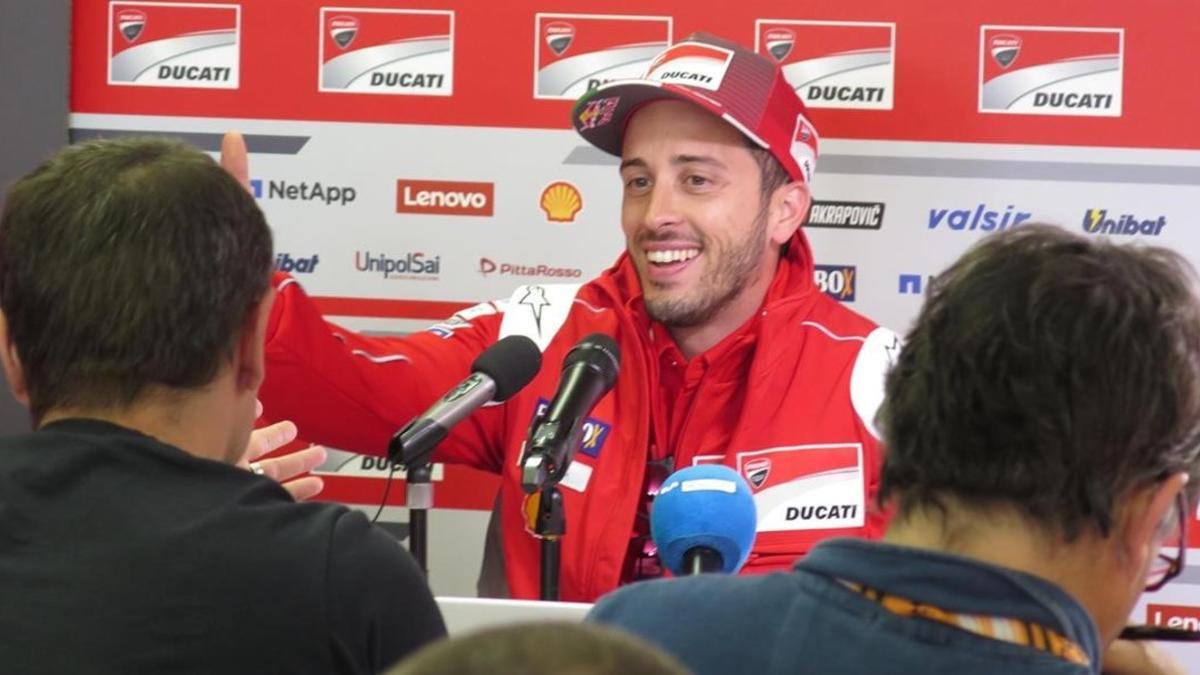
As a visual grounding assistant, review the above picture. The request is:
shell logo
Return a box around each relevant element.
[539,181,583,223]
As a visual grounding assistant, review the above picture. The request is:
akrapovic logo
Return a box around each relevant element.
[806,200,884,230]
[250,179,356,206]
[109,2,240,88]
[1082,209,1166,236]
[814,265,856,302]
[396,180,493,216]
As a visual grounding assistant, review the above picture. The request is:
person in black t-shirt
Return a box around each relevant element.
[0,137,446,674]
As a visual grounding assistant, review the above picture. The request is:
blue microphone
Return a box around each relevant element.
[650,464,757,576]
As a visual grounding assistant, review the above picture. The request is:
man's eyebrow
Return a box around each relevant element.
[618,155,728,171]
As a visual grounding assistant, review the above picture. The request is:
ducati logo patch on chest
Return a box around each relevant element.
[736,444,865,532]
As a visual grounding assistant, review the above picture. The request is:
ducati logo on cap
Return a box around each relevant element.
[990,34,1021,68]
[545,21,575,56]
[744,458,771,489]
[329,15,359,50]
[764,28,794,62]
[117,9,146,43]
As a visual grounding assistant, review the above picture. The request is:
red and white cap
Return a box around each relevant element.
[571,32,818,184]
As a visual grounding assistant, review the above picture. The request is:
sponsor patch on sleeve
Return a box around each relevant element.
[737,444,865,532]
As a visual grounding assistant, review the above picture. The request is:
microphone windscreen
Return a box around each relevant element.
[472,335,542,401]
[651,464,757,576]
[563,333,620,386]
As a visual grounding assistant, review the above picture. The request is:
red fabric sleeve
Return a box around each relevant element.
[259,273,508,473]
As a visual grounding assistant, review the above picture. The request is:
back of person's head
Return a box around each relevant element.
[386,622,691,675]
[0,137,271,424]
[880,223,1200,538]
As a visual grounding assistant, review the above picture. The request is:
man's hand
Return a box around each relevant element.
[221,131,251,191]
[1102,640,1187,675]
[239,401,327,501]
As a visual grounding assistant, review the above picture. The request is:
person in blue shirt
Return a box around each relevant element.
[590,224,1199,675]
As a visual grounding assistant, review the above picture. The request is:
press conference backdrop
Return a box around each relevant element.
[69,0,1200,663]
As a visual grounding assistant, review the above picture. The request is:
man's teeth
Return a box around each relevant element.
[646,249,700,264]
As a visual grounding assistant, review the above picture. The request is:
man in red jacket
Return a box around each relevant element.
[255,32,898,601]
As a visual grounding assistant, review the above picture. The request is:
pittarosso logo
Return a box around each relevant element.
[250,179,356,205]
[479,258,582,279]
[1081,209,1166,236]
[928,203,1032,232]
[806,200,884,230]
[396,179,493,216]
[274,253,319,274]
[355,251,441,280]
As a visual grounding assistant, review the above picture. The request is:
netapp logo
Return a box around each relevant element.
[479,258,582,279]
[396,180,494,216]
[250,179,356,206]
[274,253,319,274]
[814,265,856,302]
[806,201,884,230]
[355,251,441,280]
[1082,209,1166,236]
[928,203,1031,232]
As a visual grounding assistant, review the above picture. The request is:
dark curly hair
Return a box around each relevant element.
[879,224,1200,539]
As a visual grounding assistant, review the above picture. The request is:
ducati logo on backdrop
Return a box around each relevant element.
[319,8,454,95]
[117,9,146,42]
[764,28,794,62]
[108,2,240,88]
[756,20,895,110]
[534,13,672,100]
[989,34,1021,68]
[979,26,1123,116]
[329,15,359,50]
[544,21,575,56]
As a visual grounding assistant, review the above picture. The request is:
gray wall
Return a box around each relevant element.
[0,0,71,433]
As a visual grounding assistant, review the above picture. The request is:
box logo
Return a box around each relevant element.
[979,26,1123,116]
[534,13,672,100]
[396,180,493,217]
[814,265,856,302]
[109,2,240,88]
[319,8,453,95]
[756,20,895,110]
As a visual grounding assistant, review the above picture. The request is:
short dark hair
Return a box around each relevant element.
[747,144,792,206]
[879,224,1200,539]
[386,622,690,675]
[0,138,272,422]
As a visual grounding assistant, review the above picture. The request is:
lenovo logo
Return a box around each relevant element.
[396,179,494,216]
[1147,604,1200,631]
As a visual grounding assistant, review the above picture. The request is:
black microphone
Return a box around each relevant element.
[390,335,542,468]
[521,333,620,492]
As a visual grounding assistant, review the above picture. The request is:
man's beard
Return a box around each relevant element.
[640,212,769,328]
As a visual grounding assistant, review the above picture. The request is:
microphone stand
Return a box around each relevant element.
[521,412,576,601]
[388,429,438,577]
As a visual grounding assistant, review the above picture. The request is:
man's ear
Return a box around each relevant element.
[1119,472,1187,573]
[234,287,276,395]
[768,181,811,246]
[0,312,30,407]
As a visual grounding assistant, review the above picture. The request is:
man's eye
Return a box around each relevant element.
[685,175,710,187]
[626,177,650,190]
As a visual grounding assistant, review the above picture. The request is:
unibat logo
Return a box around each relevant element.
[545,21,574,56]
[329,15,359,49]
[117,8,146,43]
[764,28,794,62]
[990,34,1021,68]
